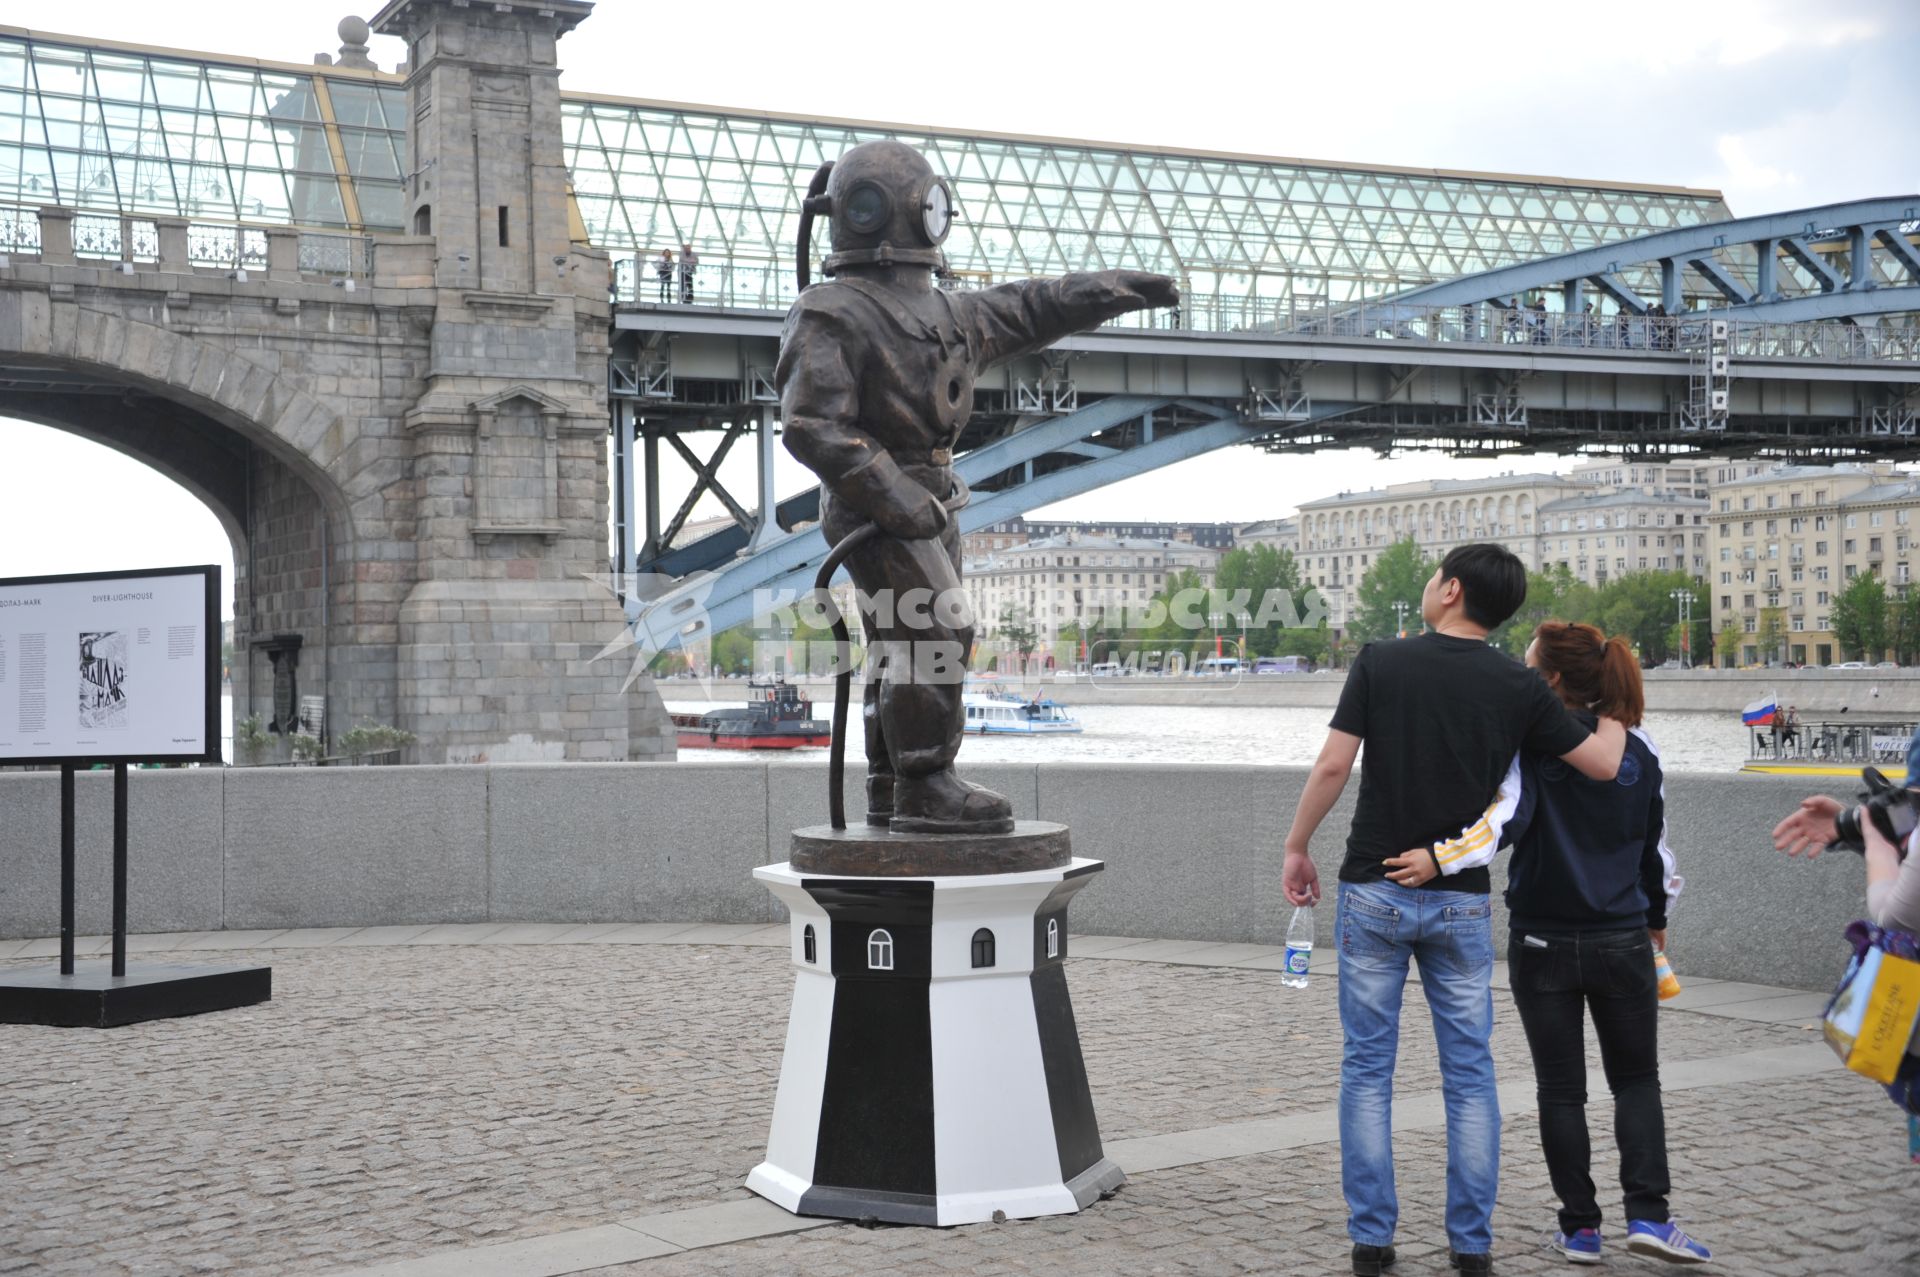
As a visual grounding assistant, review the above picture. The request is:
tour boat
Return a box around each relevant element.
[962,691,1083,735]
[1736,705,1910,780]
[673,679,833,750]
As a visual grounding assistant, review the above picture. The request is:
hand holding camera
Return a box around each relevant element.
[1772,767,1917,859]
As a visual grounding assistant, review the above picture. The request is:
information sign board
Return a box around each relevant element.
[0,565,221,766]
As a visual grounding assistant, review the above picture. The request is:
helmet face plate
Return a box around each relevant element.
[842,181,892,238]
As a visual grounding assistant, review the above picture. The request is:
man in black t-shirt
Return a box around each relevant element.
[1280,544,1624,1277]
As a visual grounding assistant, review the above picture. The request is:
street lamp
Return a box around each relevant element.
[1670,588,1696,668]
[1393,600,1413,638]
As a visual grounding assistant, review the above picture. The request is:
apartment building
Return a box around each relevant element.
[967,533,1223,645]
[1564,457,1772,499]
[1234,517,1298,550]
[1705,462,1919,665]
[1292,473,1595,590]
[1535,489,1711,586]
[961,517,1235,559]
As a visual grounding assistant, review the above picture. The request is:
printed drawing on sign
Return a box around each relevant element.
[78,631,129,731]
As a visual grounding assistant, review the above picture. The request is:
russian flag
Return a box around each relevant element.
[1742,694,1777,726]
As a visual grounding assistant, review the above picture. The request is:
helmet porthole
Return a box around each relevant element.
[921,181,952,246]
[842,182,891,237]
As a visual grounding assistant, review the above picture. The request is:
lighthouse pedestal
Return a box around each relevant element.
[746,821,1122,1227]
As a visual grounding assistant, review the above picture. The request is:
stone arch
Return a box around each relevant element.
[0,297,391,745]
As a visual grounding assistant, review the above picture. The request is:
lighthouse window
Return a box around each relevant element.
[971,928,996,968]
[867,929,894,971]
[802,924,816,964]
[1046,918,1060,959]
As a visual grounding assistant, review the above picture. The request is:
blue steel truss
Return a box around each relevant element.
[1380,196,1920,323]
[621,396,1360,648]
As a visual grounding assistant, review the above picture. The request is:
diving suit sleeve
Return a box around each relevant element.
[954,270,1180,368]
[776,295,876,489]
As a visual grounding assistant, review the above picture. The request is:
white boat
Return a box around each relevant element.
[962,691,1083,735]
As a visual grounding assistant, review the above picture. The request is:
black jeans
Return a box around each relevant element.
[1507,927,1670,1233]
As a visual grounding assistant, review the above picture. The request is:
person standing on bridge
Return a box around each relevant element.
[1280,545,1626,1277]
[679,242,699,303]
[655,249,675,303]
[777,139,1177,833]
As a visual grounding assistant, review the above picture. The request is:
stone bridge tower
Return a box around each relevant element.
[366,0,668,761]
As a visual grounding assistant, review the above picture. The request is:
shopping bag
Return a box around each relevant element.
[1822,922,1920,1086]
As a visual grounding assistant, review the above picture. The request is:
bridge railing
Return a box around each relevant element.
[610,254,1919,363]
[0,205,42,254]
[1258,300,1920,364]
[0,203,378,279]
[612,255,790,308]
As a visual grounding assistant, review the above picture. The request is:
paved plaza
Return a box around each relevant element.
[1,926,1912,1276]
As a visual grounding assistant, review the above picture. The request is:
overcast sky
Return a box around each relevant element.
[2,0,1916,610]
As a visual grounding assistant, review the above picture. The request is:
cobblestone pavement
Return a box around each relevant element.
[2,940,1912,1276]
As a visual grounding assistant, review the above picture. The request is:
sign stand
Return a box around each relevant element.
[0,565,270,1028]
[1,760,272,1029]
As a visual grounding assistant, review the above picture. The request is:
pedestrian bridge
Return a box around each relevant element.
[611,200,1920,650]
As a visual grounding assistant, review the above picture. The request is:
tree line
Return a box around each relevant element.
[669,533,1910,676]
[1343,537,1709,665]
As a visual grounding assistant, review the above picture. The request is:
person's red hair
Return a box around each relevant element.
[1531,621,1644,727]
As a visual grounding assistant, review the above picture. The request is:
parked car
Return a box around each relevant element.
[1875,661,1901,670]
[1253,655,1313,674]
[1831,661,1869,670]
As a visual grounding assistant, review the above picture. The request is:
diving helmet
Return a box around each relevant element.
[796,140,953,287]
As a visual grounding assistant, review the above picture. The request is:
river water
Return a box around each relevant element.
[663,699,1757,774]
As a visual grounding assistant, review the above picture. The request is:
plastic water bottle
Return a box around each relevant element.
[1282,904,1314,988]
[1654,948,1682,1000]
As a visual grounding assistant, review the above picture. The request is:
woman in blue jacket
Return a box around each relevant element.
[1395,623,1712,1265]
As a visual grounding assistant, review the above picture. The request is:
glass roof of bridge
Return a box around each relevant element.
[0,34,406,231]
[0,29,1733,306]
[563,97,1731,306]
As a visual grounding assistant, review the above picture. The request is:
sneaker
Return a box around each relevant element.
[1626,1219,1712,1264]
[1551,1229,1603,1264]
[1449,1252,1492,1275]
[1351,1243,1396,1276]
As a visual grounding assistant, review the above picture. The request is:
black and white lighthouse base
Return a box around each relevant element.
[747,826,1122,1227]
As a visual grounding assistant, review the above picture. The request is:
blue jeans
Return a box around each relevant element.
[1337,880,1500,1254]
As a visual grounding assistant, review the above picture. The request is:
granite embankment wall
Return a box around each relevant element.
[0,763,1874,992]
[773,669,1920,713]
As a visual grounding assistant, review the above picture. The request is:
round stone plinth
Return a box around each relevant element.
[789,820,1071,877]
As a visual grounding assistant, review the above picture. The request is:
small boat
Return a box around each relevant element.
[963,691,1083,735]
[673,679,833,750]
[1736,705,1911,781]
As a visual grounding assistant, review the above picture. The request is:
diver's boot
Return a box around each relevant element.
[865,773,895,828]
[891,769,1015,836]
